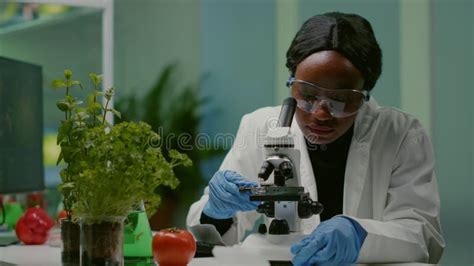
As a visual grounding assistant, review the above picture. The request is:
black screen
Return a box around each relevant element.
[0,56,44,193]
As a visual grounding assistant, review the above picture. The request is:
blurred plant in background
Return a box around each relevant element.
[43,132,61,167]
[116,64,224,229]
[0,2,71,27]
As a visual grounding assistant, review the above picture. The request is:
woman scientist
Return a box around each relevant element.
[186,12,445,265]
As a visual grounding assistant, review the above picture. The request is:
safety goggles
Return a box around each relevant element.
[287,78,370,118]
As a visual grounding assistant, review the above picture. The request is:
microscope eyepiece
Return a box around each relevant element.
[278,97,297,128]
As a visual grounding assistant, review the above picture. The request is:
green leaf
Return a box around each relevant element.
[56,100,70,112]
[73,112,90,121]
[88,102,102,111]
[52,79,66,89]
[57,120,73,143]
[108,108,122,119]
[75,107,86,113]
[169,149,192,167]
[105,87,115,100]
[58,182,75,194]
[67,80,82,88]
[64,69,72,79]
[86,94,95,106]
[70,127,86,136]
[65,95,74,102]
[59,169,67,181]
[60,182,75,189]
[89,73,103,86]
[71,100,83,108]
[57,131,65,145]
[56,150,64,165]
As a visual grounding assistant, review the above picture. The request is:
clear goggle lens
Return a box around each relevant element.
[288,78,369,118]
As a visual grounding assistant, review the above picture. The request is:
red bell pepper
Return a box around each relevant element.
[15,207,54,245]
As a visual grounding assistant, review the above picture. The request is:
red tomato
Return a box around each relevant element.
[15,207,54,245]
[57,210,69,221]
[152,228,196,266]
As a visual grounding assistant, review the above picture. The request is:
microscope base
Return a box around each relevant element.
[240,232,307,261]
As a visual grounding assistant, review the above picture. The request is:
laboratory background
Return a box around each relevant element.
[0,0,472,265]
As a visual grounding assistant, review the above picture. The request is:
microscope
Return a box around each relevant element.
[240,97,323,260]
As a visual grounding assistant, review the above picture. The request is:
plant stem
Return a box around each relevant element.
[65,80,70,120]
[63,199,70,218]
[102,98,110,125]
[66,81,69,97]
[93,85,97,126]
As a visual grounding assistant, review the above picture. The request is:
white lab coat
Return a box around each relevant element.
[186,98,445,263]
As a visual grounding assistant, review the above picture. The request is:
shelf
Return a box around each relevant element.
[0,6,101,36]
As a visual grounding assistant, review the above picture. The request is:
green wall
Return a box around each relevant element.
[432,0,473,264]
[114,0,200,97]
[200,0,276,136]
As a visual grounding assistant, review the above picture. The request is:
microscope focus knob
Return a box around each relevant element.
[298,197,324,219]
[311,201,324,215]
[268,219,290,235]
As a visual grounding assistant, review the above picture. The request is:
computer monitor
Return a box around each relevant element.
[0,56,44,194]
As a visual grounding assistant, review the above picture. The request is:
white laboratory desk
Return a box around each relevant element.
[0,244,435,266]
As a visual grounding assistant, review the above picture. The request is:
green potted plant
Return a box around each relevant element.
[53,70,191,265]
[53,69,86,266]
[116,64,224,229]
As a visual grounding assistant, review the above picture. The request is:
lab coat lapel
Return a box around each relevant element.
[343,99,377,216]
[344,142,369,216]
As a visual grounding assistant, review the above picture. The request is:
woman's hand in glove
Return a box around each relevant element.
[291,216,367,266]
[203,170,259,219]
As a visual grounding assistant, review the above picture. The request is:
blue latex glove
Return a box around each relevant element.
[291,216,367,266]
[203,170,260,219]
